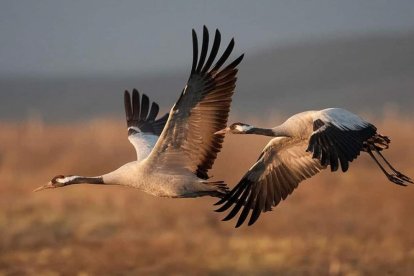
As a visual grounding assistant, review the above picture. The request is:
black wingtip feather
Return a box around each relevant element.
[212,38,235,72]
[214,198,226,206]
[147,102,160,121]
[214,178,248,206]
[236,185,259,228]
[195,26,209,73]
[223,53,244,71]
[201,29,221,74]
[235,204,251,228]
[124,90,132,125]
[191,29,198,74]
[152,113,169,135]
[214,182,248,212]
[124,89,168,136]
[247,214,261,226]
[222,187,250,222]
[247,186,267,226]
[132,89,140,121]
[140,94,150,120]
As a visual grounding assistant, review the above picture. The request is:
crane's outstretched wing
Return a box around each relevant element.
[124,89,168,161]
[307,108,377,172]
[215,138,325,227]
[147,26,244,179]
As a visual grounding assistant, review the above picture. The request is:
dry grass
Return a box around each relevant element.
[0,113,414,275]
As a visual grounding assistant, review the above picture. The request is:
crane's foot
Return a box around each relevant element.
[388,174,408,186]
[393,171,413,184]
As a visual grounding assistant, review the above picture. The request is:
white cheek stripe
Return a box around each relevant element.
[57,175,78,184]
[235,125,253,132]
[235,125,243,131]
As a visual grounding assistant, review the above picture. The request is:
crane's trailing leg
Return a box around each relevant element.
[367,150,410,186]
[363,133,412,185]
[374,149,413,183]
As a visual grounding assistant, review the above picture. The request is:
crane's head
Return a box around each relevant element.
[214,122,254,135]
[34,175,104,192]
[33,175,72,192]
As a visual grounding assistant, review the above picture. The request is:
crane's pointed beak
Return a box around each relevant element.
[214,127,230,135]
[33,181,55,192]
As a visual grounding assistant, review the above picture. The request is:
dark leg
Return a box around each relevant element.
[367,150,407,186]
[374,149,413,183]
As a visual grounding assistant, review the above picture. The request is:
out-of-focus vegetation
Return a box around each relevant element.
[0,113,413,275]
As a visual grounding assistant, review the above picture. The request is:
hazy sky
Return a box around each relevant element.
[1,0,414,78]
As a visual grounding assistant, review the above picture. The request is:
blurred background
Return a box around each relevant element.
[1,0,414,274]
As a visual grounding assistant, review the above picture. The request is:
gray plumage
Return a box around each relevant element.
[36,26,244,200]
[215,108,412,227]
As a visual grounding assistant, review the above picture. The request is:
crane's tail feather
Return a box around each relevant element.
[364,133,391,151]
[202,180,229,198]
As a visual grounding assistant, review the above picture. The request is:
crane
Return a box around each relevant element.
[215,108,412,227]
[34,26,244,200]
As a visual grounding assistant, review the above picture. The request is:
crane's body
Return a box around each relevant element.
[215,108,412,227]
[97,160,222,198]
[35,26,244,200]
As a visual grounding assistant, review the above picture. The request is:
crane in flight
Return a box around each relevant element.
[215,108,412,227]
[35,26,244,200]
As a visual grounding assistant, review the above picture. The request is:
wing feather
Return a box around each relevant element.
[216,138,325,227]
[195,26,209,73]
[307,108,377,172]
[124,90,168,161]
[147,27,244,179]
[140,94,150,120]
[201,29,221,73]
[147,102,159,121]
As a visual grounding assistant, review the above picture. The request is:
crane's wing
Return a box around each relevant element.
[124,89,168,161]
[306,108,377,172]
[215,138,325,227]
[146,26,244,179]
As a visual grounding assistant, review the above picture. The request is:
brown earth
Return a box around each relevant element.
[0,113,413,275]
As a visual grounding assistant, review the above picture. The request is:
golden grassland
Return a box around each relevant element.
[0,113,414,275]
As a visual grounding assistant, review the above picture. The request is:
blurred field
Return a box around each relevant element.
[0,112,414,275]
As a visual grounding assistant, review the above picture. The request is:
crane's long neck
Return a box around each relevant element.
[57,162,139,188]
[246,125,290,137]
[58,175,105,186]
[36,163,141,192]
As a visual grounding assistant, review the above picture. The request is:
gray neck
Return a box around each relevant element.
[65,176,104,185]
[246,125,290,137]
[246,127,275,136]
[101,162,139,187]
[59,162,140,188]
[270,125,291,137]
